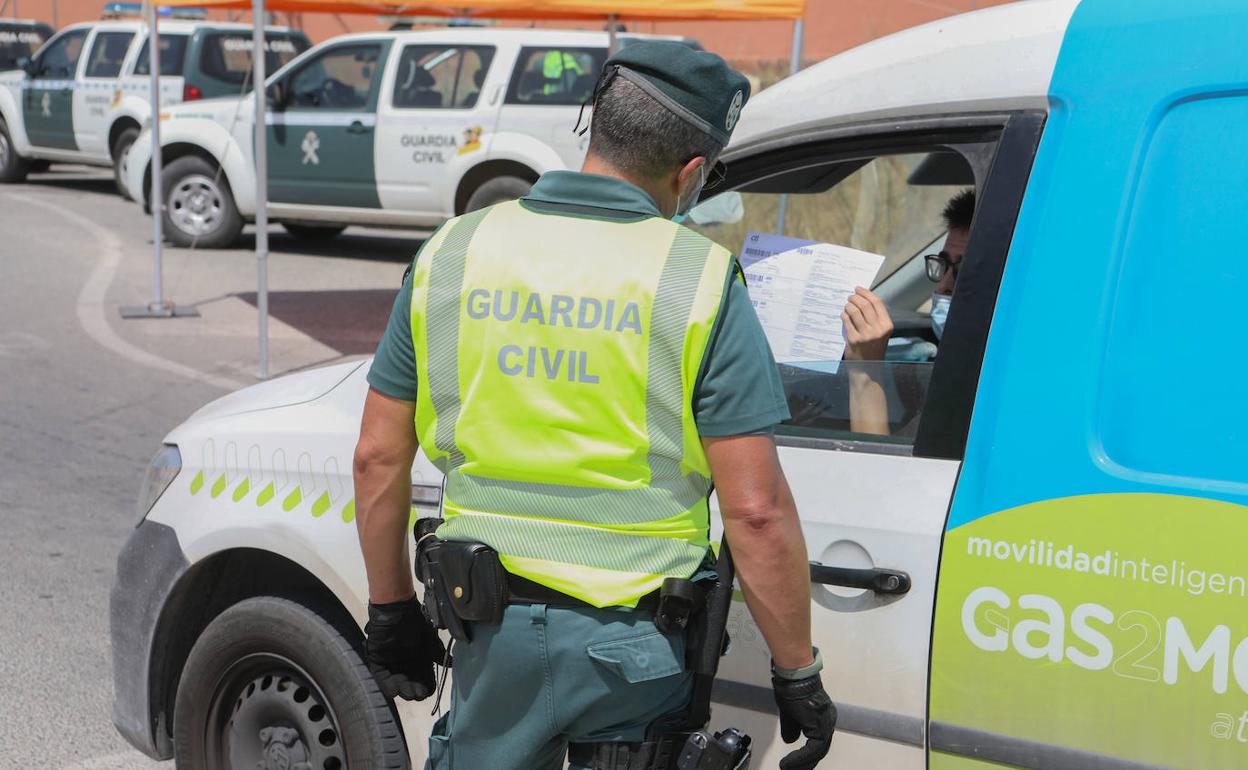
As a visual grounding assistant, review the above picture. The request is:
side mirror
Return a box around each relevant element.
[266,81,287,110]
[17,57,35,77]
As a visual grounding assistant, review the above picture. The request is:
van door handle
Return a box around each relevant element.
[809,562,911,595]
[347,120,371,135]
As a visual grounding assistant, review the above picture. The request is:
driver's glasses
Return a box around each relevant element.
[924,252,961,282]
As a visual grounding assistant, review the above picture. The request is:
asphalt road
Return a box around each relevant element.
[0,166,418,767]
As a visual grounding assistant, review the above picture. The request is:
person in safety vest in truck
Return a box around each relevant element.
[352,40,836,770]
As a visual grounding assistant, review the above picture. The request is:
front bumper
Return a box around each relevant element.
[125,131,153,211]
[110,519,188,760]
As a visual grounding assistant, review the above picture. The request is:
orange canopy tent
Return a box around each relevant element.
[136,0,806,377]
[154,0,804,21]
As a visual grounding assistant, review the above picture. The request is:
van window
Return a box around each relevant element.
[0,25,50,71]
[505,47,603,106]
[689,149,980,449]
[197,33,308,88]
[392,44,495,109]
[286,43,382,111]
[133,34,190,76]
[31,29,87,79]
[84,31,135,78]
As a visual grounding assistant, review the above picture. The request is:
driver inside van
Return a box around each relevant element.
[841,189,974,436]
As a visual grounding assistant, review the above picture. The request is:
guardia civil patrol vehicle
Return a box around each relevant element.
[122,27,695,248]
[0,8,308,194]
[110,1,1248,767]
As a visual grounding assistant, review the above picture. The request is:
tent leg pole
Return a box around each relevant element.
[148,0,164,311]
[253,0,270,379]
[608,14,618,55]
[773,17,804,235]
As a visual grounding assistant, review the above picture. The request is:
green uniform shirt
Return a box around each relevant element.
[368,170,790,436]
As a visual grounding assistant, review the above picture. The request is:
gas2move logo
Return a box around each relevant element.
[962,586,1248,695]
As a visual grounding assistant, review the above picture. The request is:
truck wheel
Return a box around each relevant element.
[282,222,347,240]
[111,126,140,199]
[173,596,408,770]
[162,155,243,249]
[465,175,532,212]
[0,120,30,184]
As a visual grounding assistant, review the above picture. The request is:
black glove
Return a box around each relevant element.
[773,673,836,770]
[364,596,447,701]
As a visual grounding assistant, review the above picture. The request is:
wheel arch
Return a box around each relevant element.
[140,142,229,209]
[454,158,539,214]
[108,116,142,158]
[145,547,362,757]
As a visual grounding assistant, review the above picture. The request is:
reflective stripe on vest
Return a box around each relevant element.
[409,200,734,607]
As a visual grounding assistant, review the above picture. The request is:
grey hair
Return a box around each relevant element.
[587,75,722,181]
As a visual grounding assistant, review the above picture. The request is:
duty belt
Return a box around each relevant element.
[506,572,662,612]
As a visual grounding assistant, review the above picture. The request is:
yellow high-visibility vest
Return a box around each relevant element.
[409,200,734,607]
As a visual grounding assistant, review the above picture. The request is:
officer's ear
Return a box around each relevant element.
[676,156,707,194]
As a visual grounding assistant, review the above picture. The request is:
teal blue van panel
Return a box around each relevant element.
[946,0,1248,531]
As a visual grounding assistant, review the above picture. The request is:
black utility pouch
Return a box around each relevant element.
[414,520,507,641]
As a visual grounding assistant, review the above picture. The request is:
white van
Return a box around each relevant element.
[123,28,696,248]
[0,16,308,193]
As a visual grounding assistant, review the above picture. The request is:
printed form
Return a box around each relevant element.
[740,231,885,373]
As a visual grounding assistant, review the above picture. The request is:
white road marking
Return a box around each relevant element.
[5,191,247,391]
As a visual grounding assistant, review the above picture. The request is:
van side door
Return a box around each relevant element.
[76,27,136,158]
[373,41,498,218]
[267,40,390,210]
[23,28,88,151]
[687,112,1039,769]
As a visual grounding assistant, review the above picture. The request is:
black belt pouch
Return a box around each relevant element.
[416,534,508,632]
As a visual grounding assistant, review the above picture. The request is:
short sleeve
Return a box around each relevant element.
[367,267,417,401]
[692,275,791,436]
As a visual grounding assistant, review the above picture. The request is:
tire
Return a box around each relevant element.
[173,596,408,770]
[161,155,243,249]
[0,120,30,184]
[111,126,140,199]
[282,222,347,240]
[465,174,533,212]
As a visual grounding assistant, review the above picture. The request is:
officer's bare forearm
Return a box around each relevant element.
[354,388,419,604]
[704,434,814,670]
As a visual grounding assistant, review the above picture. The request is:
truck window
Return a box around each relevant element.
[392,44,495,109]
[31,29,87,79]
[133,34,190,76]
[286,43,382,111]
[689,145,990,452]
[198,32,308,88]
[84,31,135,78]
[0,25,50,71]
[505,46,604,106]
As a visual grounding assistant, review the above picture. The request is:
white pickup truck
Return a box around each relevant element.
[124,27,696,247]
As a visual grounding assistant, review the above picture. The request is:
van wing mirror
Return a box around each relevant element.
[266,81,287,110]
[17,57,35,77]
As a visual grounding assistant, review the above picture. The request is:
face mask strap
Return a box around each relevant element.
[573,65,619,136]
[674,163,706,219]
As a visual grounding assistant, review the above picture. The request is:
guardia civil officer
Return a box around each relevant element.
[353,41,835,770]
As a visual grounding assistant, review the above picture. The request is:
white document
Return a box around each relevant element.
[741,232,886,373]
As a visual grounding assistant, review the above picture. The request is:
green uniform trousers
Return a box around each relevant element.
[424,603,692,770]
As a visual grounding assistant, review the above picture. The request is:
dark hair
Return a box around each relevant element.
[942,189,976,232]
[587,75,722,181]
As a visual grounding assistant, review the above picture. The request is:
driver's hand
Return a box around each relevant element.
[842,287,893,362]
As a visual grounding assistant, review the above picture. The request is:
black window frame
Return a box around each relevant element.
[390,43,497,111]
[83,30,136,79]
[504,45,605,107]
[713,111,1046,461]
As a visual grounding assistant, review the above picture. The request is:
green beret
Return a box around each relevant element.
[605,40,750,145]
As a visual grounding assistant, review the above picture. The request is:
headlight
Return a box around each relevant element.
[136,445,182,524]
